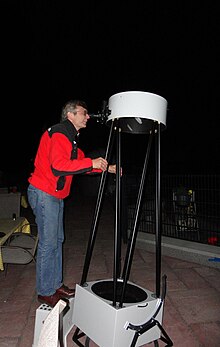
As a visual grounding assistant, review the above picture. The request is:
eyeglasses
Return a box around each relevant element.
[75,110,88,116]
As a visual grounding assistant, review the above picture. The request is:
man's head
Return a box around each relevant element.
[61,100,90,130]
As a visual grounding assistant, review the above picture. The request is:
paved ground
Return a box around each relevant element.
[0,192,220,347]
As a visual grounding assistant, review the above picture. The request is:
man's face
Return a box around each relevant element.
[68,106,90,130]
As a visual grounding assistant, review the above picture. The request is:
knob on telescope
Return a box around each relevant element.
[89,100,111,124]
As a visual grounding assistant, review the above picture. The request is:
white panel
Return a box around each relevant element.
[32,298,75,347]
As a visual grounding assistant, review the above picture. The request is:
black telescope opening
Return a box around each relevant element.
[91,280,148,303]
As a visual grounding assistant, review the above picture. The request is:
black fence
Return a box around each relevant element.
[125,174,220,247]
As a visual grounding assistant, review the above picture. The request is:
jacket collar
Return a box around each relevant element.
[61,119,79,141]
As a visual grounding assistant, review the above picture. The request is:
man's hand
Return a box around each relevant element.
[92,157,108,171]
[108,164,122,176]
[108,164,116,174]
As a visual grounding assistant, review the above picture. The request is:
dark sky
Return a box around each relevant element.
[1,1,219,183]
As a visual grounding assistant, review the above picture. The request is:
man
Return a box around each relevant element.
[27,99,116,307]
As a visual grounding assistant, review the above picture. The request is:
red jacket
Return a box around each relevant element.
[28,120,101,199]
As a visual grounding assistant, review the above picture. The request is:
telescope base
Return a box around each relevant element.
[72,279,163,347]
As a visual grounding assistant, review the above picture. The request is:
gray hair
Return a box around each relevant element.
[60,99,88,121]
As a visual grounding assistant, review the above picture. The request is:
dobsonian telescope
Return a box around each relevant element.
[72,91,173,347]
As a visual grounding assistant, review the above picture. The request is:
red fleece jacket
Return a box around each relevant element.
[28,127,101,199]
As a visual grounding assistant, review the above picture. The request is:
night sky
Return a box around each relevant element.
[1,1,219,186]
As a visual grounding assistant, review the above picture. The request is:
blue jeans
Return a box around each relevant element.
[27,184,64,296]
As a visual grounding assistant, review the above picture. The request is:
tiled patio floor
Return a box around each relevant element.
[0,193,220,347]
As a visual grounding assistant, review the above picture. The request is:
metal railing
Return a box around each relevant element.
[126,174,220,247]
